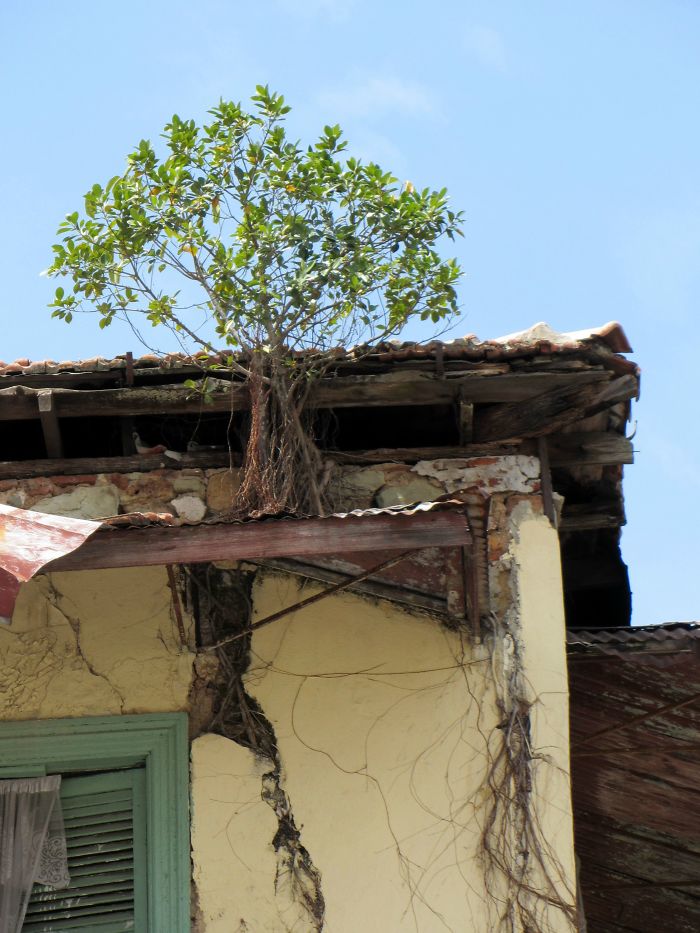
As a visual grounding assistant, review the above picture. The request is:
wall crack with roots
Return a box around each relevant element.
[186,563,325,932]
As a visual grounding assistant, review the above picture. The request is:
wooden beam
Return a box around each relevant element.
[0,450,235,480]
[474,375,638,444]
[537,436,557,528]
[45,509,471,572]
[457,385,474,444]
[311,370,609,407]
[323,442,526,464]
[37,390,64,458]
[256,557,446,613]
[546,432,633,467]
[0,371,612,422]
[560,503,625,531]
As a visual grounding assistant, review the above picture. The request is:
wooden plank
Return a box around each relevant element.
[474,375,638,443]
[37,390,64,458]
[323,442,526,464]
[561,503,625,531]
[0,371,613,421]
[0,451,234,480]
[444,546,467,621]
[311,370,609,407]
[257,558,446,613]
[537,436,557,527]
[45,509,471,572]
[547,431,634,467]
[457,385,474,444]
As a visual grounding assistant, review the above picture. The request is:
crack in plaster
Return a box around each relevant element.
[44,580,126,712]
[188,565,326,931]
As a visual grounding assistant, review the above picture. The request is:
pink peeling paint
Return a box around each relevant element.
[0,504,100,622]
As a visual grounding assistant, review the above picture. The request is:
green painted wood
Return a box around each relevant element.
[0,713,189,933]
[24,768,144,932]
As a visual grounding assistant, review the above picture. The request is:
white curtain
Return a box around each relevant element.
[0,775,70,933]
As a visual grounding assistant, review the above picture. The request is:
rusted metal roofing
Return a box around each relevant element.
[0,499,470,620]
[0,321,635,378]
[98,498,465,530]
[568,622,700,933]
[0,504,100,622]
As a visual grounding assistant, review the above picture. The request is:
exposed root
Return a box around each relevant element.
[187,564,326,930]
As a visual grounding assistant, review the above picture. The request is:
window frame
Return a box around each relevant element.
[0,713,190,933]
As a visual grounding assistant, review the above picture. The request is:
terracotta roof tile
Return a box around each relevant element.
[0,321,635,379]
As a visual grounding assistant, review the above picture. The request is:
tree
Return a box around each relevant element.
[47,86,463,516]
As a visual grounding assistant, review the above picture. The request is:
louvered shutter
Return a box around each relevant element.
[22,768,147,932]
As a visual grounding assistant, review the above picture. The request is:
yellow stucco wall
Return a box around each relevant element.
[0,566,194,720]
[192,574,498,932]
[0,494,576,932]
[191,507,577,932]
[509,507,578,929]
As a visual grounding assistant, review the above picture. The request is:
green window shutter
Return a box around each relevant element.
[23,768,147,932]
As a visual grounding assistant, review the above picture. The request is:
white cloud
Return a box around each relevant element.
[464,25,508,73]
[317,75,437,120]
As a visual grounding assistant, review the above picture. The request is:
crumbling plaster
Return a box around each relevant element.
[0,566,195,720]
[0,455,541,523]
[193,573,498,932]
[0,453,576,932]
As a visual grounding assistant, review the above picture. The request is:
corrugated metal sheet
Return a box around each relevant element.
[568,624,700,933]
[99,498,467,531]
[0,504,100,621]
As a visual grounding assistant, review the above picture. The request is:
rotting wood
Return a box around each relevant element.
[573,688,700,748]
[444,546,467,622]
[323,442,526,464]
[474,374,638,443]
[37,390,64,458]
[537,437,557,528]
[0,429,631,477]
[204,549,420,650]
[312,370,610,406]
[0,370,613,421]
[457,384,474,445]
[0,450,235,480]
[45,509,471,572]
[560,503,625,532]
[546,431,634,467]
[255,557,446,613]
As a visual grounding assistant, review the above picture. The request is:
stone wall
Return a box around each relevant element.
[0,455,542,521]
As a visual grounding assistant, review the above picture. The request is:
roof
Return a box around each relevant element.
[568,622,700,933]
[0,500,471,618]
[0,321,636,378]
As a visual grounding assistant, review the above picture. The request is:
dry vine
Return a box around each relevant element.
[482,614,579,933]
[185,562,325,930]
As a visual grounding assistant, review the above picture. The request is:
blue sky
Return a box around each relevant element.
[1,0,698,625]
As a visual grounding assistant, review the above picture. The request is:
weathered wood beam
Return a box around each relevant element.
[0,450,235,480]
[0,429,632,480]
[537,437,557,527]
[311,370,609,407]
[546,432,633,467]
[0,371,612,421]
[457,385,474,444]
[474,375,638,444]
[256,558,446,613]
[37,390,64,458]
[45,509,471,572]
[560,503,625,531]
[324,443,526,464]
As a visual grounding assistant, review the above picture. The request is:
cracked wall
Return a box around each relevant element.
[191,574,500,932]
[0,566,195,720]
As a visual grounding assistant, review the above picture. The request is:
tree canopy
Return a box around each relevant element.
[47,86,464,515]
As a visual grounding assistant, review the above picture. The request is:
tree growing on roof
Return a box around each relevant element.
[46,86,463,517]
